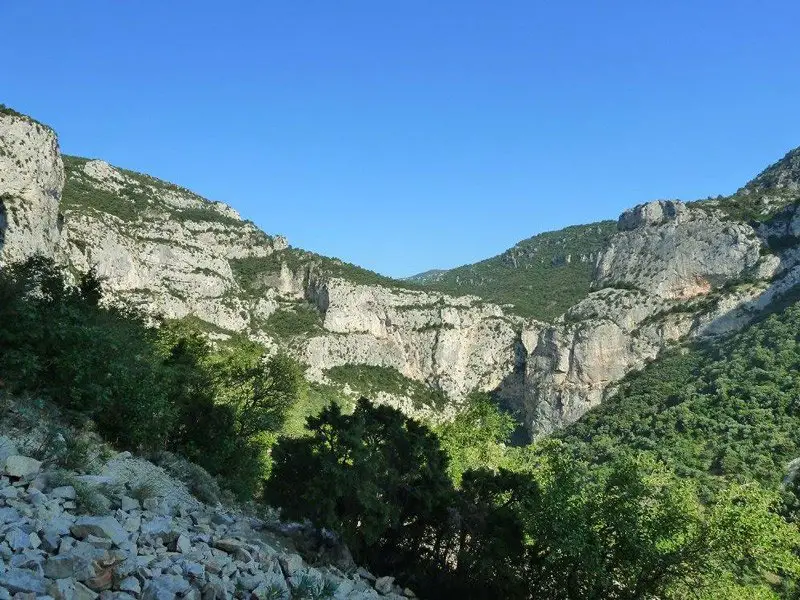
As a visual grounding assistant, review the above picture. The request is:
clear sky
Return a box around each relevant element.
[3,1,800,277]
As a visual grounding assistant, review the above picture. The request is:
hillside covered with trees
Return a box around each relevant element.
[2,256,799,598]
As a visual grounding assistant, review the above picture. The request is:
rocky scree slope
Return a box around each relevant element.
[0,402,415,600]
[3,107,800,436]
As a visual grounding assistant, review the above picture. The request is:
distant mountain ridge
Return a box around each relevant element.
[407,221,617,320]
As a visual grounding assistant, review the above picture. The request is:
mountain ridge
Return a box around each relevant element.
[2,105,800,440]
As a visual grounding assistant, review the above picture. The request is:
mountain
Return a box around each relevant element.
[407,221,617,321]
[2,105,800,440]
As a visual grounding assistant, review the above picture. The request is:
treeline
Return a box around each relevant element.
[0,257,303,498]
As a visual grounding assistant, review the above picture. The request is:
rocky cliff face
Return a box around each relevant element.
[0,113,64,266]
[520,199,782,436]
[301,279,521,419]
[3,108,800,437]
[61,156,287,335]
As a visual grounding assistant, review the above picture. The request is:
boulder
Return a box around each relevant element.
[0,436,18,465]
[4,455,42,479]
[71,517,128,547]
[51,486,77,500]
[375,576,394,595]
[0,568,47,594]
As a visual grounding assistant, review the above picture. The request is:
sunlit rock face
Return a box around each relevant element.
[0,113,64,266]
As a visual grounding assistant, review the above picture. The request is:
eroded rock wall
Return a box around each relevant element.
[0,114,64,265]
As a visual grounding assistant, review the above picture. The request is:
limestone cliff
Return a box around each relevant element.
[0,111,64,266]
[3,108,800,437]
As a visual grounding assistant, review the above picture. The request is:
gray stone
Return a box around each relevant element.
[175,534,191,554]
[5,529,31,552]
[251,573,289,600]
[140,518,178,544]
[200,580,227,600]
[39,531,61,553]
[119,497,139,512]
[118,577,140,595]
[278,554,303,578]
[50,487,76,500]
[141,575,190,600]
[27,489,46,506]
[0,438,18,467]
[47,578,75,600]
[70,517,128,547]
[0,507,20,524]
[9,551,44,573]
[85,535,112,550]
[374,576,394,595]
[73,581,98,600]
[46,516,75,537]
[182,561,204,579]
[0,486,19,499]
[4,456,42,479]
[44,555,77,579]
[0,568,47,594]
[27,533,40,550]
[210,513,234,527]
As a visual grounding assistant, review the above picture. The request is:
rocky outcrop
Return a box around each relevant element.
[0,113,64,266]
[597,200,762,300]
[303,279,521,409]
[519,200,784,436]
[61,159,285,334]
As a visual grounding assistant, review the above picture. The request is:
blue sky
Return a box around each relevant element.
[3,1,800,277]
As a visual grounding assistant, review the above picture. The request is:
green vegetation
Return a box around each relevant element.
[409,221,617,321]
[0,257,304,498]
[325,364,448,410]
[698,189,800,224]
[264,304,324,339]
[267,399,800,599]
[268,292,800,597]
[62,156,151,221]
[434,392,516,484]
[61,155,247,227]
[0,104,52,131]
[231,249,423,297]
[556,298,800,500]
[693,148,800,223]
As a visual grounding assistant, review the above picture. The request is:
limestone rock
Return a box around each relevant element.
[597,201,761,300]
[70,517,128,547]
[0,113,64,267]
[0,568,47,594]
[4,455,42,479]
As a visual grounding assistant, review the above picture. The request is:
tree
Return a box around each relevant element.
[266,399,455,578]
[212,343,302,439]
[435,391,516,485]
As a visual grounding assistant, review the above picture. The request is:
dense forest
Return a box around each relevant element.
[1,257,799,598]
